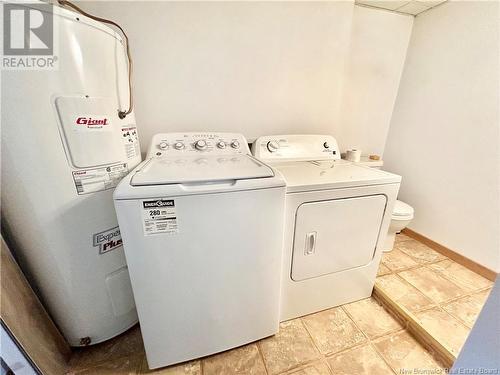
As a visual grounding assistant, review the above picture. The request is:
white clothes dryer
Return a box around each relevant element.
[252,135,401,321]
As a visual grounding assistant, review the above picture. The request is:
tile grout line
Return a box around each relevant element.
[381,259,423,274]
[397,264,482,308]
[437,288,492,306]
[379,272,437,313]
[424,305,474,339]
[324,329,406,374]
[341,305,402,351]
[372,285,455,368]
[377,240,465,370]
[393,270,442,308]
[67,347,145,374]
[255,341,270,375]
[401,229,498,282]
[440,307,474,330]
[296,306,397,374]
[332,305,371,355]
[266,318,329,375]
[327,305,375,354]
[375,234,492,366]
[440,287,493,329]
[422,263,493,295]
[340,303,406,374]
[422,263,475,289]
[376,272,488,361]
[375,240,492,371]
[297,317,328,369]
[390,238,447,264]
[393,238,493,291]
[368,341,399,375]
[378,245,475,361]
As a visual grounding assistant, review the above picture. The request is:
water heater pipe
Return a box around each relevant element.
[57,0,134,119]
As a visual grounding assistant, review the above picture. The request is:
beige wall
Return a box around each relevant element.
[383,0,500,271]
[79,1,354,147]
[338,5,413,155]
[77,1,412,155]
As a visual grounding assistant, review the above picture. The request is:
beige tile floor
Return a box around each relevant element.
[68,299,445,375]
[67,234,491,374]
[375,233,493,357]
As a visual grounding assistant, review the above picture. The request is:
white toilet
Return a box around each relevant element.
[384,200,414,252]
[353,156,414,252]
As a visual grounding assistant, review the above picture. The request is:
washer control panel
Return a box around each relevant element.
[148,133,250,158]
[252,134,340,162]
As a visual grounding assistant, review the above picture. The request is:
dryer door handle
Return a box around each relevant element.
[305,232,317,255]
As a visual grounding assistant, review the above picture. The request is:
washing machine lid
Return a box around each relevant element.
[130,154,275,186]
[273,160,401,193]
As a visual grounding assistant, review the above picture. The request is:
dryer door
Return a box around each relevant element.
[291,194,387,281]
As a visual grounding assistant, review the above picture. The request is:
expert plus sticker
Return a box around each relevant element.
[93,226,123,254]
[142,199,178,236]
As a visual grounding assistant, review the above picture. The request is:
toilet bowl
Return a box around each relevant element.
[384,200,414,252]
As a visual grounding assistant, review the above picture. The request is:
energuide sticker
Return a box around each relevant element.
[142,199,178,236]
[93,226,123,254]
[72,163,128,195]
[121,126,140,159]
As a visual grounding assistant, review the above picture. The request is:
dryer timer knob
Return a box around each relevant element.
[230,140,240,149]
[267,140,280,152]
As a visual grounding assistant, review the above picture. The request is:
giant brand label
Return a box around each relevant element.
[74,115,111,131]
[142,199,178,236]
[93,226,123,254]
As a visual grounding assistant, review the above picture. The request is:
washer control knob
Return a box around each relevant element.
[174,142,185,150]
[217,141,226,149]
[159,142,168,150]
[267,140,280,152]
[323,142,329,149]
[195,139,208,150]
[230,140,240,149]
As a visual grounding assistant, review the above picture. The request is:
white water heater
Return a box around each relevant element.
[1,3,141,346]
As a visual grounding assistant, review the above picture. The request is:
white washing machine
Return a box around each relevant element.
[252,135,401,321]
[113,133,286,369]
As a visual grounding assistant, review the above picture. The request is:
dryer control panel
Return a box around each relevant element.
[148,133,251,158]
[252,135,341,162]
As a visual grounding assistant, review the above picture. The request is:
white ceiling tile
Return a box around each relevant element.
[396,1,430,15]
[416,0,446,7]
[355,1,411,11]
